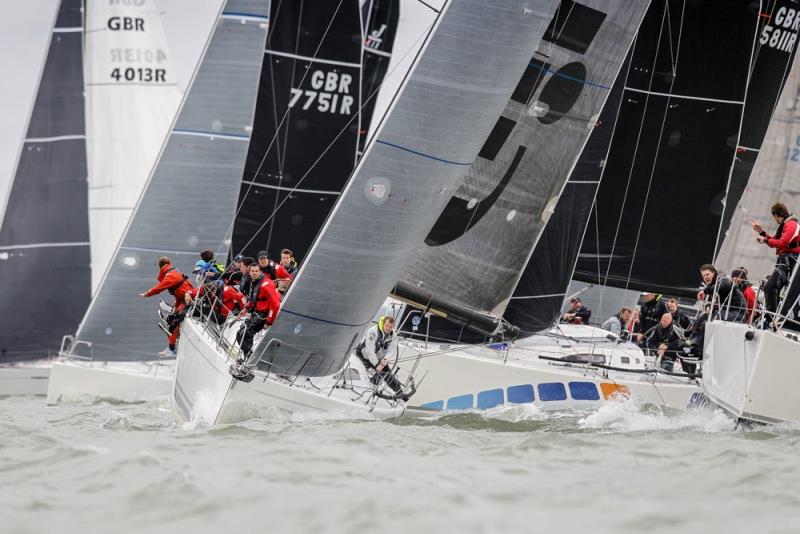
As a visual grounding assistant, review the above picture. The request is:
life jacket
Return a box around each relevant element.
[771,215,800,254]
[164,267,190,295]
[355,318,395,367]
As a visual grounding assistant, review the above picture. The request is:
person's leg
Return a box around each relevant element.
[764,268,783,316]
[240,316,266,356]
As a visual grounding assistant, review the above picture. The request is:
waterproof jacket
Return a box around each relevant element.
[702,274,747,322]
[190,283,244,318]
[356,324,398,367]
[246,274,281,325]
[636,298,668,334]
[739,282,757,323]
[561,305,591,324]
[145,264,193,302]
[261,260,292,281]
[646,323,682,355]
[764,215,800,255]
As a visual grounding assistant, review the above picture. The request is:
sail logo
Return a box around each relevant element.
[365,24,388,50]
[289,70,354,115]
[760,7,799,52]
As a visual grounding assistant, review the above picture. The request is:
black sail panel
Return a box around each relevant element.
[359,0,400,154]
[232,0,362,262]
[0,0,90,360]
[574,0,759,295]
[504,53,629,333]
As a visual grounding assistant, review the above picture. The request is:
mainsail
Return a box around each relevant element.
[72,0,269,360]
[254,0,562,377]
[574,0,781,295]
[0,0,90,359]
[231,0,364,263]
[716,52,800,280]
[395,0,648,318]
[85,0,185,294]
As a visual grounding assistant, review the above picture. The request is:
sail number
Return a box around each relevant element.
[760,7,799,52]
[110,67,166,82]
[288,69,354,114]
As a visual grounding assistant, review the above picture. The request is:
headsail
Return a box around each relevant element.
[72,1,269,360]
[574,0,772,295]
[254,0,562,377]
[231,0,363,263]
[394,0,648,318]
[0,0,90,359]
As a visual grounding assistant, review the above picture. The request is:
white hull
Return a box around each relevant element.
[173,318,407,426]
[46,359,173,404]
[405,326,701,411]
[704,321,800,424]
[0,362,51,396]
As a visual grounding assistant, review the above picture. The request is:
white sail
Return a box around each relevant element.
[85,0,221,294]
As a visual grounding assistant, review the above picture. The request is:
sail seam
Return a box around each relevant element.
[240,180,341,195]
[0,241,90,251]
[510,292,567,300]
[265,48,361,68]
[221,12,270,21]
[281,308,370,328]
[529,63,611,90]
[172,129,250,141]
[624,86,744,105]
[119,245,200,255]
[375,139,471,165]
[53,27,82,33]
[25,134,86,143]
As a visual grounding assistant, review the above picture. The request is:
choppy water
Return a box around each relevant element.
[3,396,800,534]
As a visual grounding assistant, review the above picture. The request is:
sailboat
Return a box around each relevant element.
[401,0,788,412]
[0,0,89,395]
[171,0,567,425]
[47,0,269,403]
[701,3,800,425]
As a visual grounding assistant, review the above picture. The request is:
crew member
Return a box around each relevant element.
[280,248,298,277]
[257,250,292,282]
[223,254,244,286]
[633,293,668,344]
[646,313,683,371]
[355,316,405,398]
[560,298,591,324]
[697,263,747,322]
[193,249,225,282]
[666,298,692,331]
[730,267,757,324]
[140,256,194,356]
[237,257,255,296]
[236,263,281,358]
[601,307,632,336]
[185,279,244,324]
[752,202,800,320]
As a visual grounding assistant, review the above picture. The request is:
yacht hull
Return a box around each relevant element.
[0,363,51,396]
[46,359,173,404]
[704,321,800,424]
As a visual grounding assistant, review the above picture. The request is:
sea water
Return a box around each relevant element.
[2,396,800,534]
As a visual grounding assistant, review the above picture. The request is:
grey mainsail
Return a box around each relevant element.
[0,0,90,360]
[254,0,562,376]
[72,0,269,360]
[716,52,800,280]
[395,0,648,318]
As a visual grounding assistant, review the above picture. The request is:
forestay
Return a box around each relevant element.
[73,0,269,361]
[0,0,90,359]
[396,0,649,318]
[254,0,560,377]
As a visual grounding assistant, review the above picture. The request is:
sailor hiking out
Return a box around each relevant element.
[355,316,406,399]
[185,278,244,325]
[751,202,800,323]
[140,256,194,356]
[236,262,281,358]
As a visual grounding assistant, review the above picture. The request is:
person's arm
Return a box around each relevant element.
[607,318,621,335]
[264,284,282,326]
[765,220,795,249]
[275,264,292,280]
[144,272,176,297]
[576,307,591,323]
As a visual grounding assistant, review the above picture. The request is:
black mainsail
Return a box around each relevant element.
[231,0,364,263]
[0,0,90,359]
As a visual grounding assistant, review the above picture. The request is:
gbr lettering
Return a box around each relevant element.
[288,69,354,114]
[760,7,799,52]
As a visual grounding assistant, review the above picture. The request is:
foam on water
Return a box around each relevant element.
[579,399,737,433]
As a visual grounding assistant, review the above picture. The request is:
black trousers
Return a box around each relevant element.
[765,254,798,316]
[237,313,266,356]
[371,368,404,396]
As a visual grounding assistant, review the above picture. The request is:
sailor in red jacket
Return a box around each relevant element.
[185,280,244,324]
[752,202,800,318]
[236,262,281,358]
[731,267,757,324]
[140,256,194,356]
